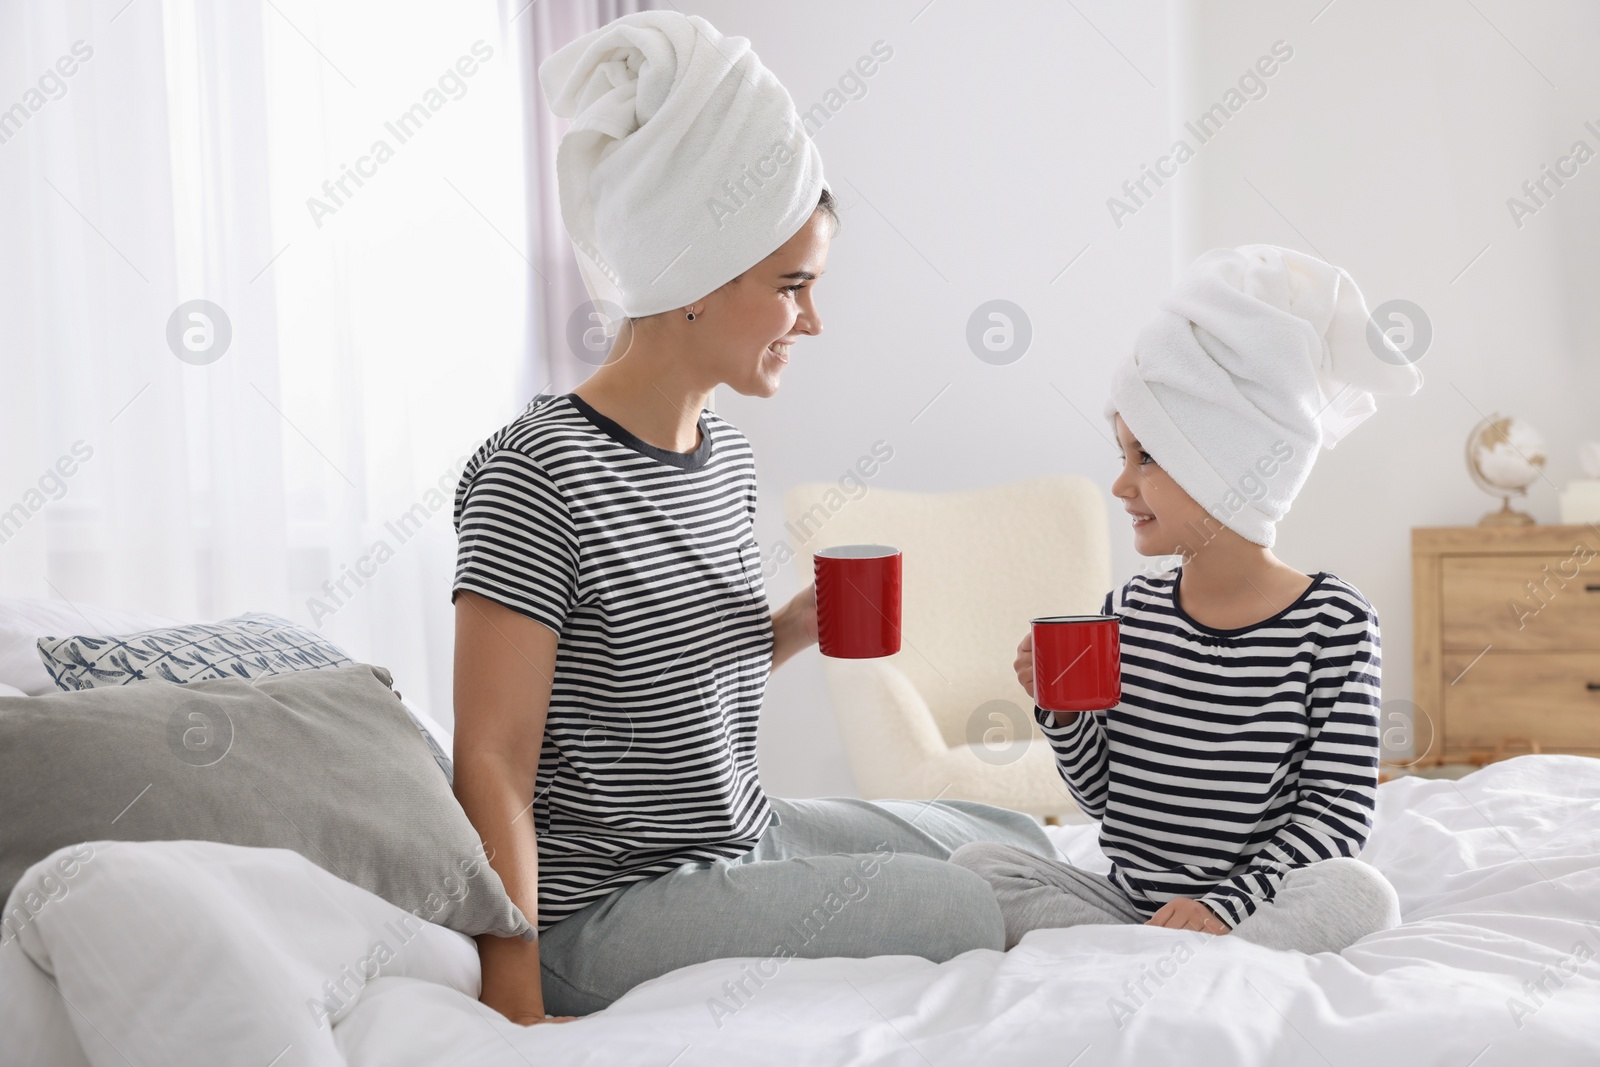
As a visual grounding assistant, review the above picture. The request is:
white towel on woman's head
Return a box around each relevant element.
[538,11,827,322]
[1104,244,1424,548]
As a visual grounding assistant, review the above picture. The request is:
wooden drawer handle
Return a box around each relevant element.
[1589,683,1600,691]
[1587,584,1600,592]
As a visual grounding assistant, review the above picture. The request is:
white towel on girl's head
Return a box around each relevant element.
[1105,245,1424,548]
[538,10,827,323]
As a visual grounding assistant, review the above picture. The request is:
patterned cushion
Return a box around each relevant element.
[36,613,452,781]
[37,612,349,689]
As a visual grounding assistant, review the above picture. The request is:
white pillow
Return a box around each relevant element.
[0,681,27,698]
[0,597,185,695]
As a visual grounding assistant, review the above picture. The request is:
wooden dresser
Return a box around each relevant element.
[1412,524,1600,765]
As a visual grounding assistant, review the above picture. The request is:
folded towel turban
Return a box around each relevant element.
[1106,244,1424,547]
[539,10,828,322]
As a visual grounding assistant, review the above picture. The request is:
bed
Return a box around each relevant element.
[3,752,1596,1066]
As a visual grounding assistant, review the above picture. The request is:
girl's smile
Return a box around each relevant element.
[1110,413,1219,558]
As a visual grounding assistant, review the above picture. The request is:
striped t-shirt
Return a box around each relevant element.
[1036,567,1381,927]
[451,393,775,931]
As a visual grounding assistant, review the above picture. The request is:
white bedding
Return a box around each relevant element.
[3,754,1597,1066]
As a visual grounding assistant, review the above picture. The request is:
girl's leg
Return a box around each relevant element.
[750,796,1062,864]
[1227,857,1402,954]
[949,841,1143,950]
[538,796,1051,1016]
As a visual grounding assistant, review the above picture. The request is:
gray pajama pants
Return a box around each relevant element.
[535,796,1062,1016]
[949,841,1403,955]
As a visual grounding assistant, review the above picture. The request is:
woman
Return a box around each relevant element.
[450,11,1058,1023]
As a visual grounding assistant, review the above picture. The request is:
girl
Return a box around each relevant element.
[953,245,1420,953]
[450,11,1057,1024]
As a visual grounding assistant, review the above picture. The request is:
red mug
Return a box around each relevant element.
[1031,615,1120,712]
[815,545,902,658]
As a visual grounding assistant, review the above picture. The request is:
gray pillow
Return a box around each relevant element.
[0,663,528,939]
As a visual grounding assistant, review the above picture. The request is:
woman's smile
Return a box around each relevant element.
[766,340,793,363]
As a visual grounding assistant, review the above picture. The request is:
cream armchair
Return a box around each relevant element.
[784,475,1112,822]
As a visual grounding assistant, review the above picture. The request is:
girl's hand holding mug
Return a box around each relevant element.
[1023,615,1121,716]
[1014,630,1036,700]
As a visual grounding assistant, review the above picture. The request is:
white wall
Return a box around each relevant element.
[676,0,1600,795]
[1175,0,1600,756]
[674,0,1174,796]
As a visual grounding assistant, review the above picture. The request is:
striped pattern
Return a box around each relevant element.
[1035,568,1381,927]
[452,394,774,931]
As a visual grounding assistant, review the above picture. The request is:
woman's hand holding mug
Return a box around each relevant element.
[772,585,819,670]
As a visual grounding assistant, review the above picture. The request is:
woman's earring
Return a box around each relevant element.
[686,310,696,321]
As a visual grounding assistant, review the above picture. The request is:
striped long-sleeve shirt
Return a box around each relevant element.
[1035,567,1382,927]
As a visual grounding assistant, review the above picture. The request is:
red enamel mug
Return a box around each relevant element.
[815,545,902,659]
[1031,614,1121,712]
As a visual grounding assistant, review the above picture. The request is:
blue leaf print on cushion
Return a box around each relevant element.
[32,611,449,781]
[36,613,355,692]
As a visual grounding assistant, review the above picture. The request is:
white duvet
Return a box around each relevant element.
[3,754,1597,1066]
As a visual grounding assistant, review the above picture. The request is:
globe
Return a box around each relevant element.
[1466,415,1546,526]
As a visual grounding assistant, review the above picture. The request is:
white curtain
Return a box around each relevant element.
[0,0,557,727]
[520,0,658,391]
